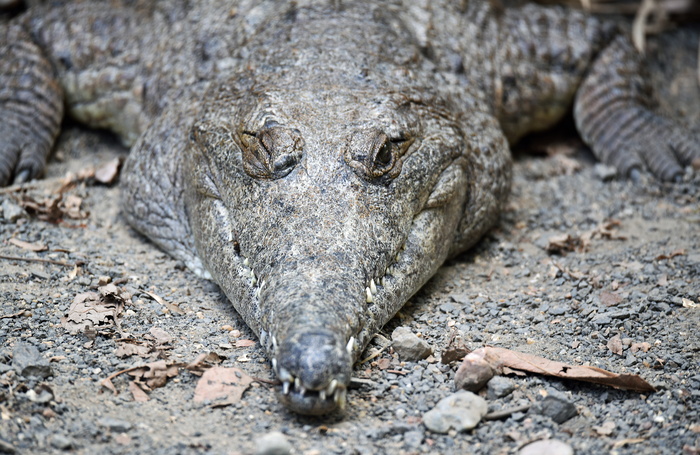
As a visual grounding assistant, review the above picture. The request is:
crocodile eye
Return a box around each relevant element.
[375,141,393,167]
[345,129,411,184]
[240,127,303,180]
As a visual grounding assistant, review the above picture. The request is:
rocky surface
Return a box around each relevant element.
[0,120,697,454]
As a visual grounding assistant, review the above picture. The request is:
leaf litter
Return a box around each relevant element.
[60,283,131,336]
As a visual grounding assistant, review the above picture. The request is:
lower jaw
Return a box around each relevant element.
[275,386,347,415]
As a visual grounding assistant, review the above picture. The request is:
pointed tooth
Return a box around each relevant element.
[299,386,306,397]
[346,337,355,356]
[380,276,385,287]
[251,275,257,286]
[294,377,301,391]
[365,287,373,303]
[271,358,277,372]
[319,389,327,401]
[395,253,401,262]
[243,257,249,267]
[334,388,347,409]
[272,336,278,350]
[370,279,377,294]
[282,381,290,395]
[278,368,292,382]
[327,379,338,395]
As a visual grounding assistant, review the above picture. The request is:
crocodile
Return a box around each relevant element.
[1,0,698,415]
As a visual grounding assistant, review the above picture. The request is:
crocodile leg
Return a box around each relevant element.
[574,35,700,181]
[0,22,63,185]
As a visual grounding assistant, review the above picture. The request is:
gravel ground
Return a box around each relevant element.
[1,20,699,455]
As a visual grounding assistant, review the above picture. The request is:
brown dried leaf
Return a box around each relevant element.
[655,249,686,261]
[377,358,391,370]
[8,238,48,252]
[144,291,185,315]
[546,233,578,254]
[128,381,150,402]
[607,335,624,356]
[193,366,253,406]
[474,346,655,393]
[61,289,125,335]
[593,420,616,436]
[149,327,174,345]
[128,360,180,389]
[114,342,152,358]
[185,351,226,372]
[630,342,651,354]
[235,339,256,348]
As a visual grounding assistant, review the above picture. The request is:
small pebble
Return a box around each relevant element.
[255,431,292,455]
[423,391,487,433]
[391,327,433,361]
[519,439,573,455]
[531,389,578,424]
[97,417,132,433]
[49,434,72,450]
[12,342,52,379]
[487,376,515,399]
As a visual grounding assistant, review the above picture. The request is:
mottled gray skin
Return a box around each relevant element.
[1,0,698,414]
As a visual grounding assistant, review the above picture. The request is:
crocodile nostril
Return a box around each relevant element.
[241,126,304,179]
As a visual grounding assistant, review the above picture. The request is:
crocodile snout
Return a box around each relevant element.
[274,328,353,415]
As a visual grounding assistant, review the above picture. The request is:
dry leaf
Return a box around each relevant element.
[8,238,48,252]
[655,249,685,261]
[607,335,624,356]
[144,291,185,315]
[456,347,656,393]
[377,358,391,370]
[61,284,130,335]
[128,381,150,402]
[235,339,256,348]
[630,342,651,354]
[149,327,174,345]
[128,360,180,389]
[193,366,253,406]
[186,352,226,371]
[114,343,152,358]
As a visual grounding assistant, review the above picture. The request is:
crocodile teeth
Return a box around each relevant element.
[370,279,377,294]
[334,388,347,409]
[319,389,327,401]
[272,336,278,351]
[278,367,292,383]
[326,379,338,396]
[243,257,249,267]
[294,377,301,391]
[365,287,373,303]
[380,276,385,287]
[271,358,277,371]
[346,337,355,356]
[282,381,291,395]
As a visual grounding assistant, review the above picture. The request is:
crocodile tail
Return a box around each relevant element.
[0,21,63,186]
[574,34,700,181]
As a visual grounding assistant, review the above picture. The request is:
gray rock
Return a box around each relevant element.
[255,431,292,455]
[486,376,515,399]
[49,434,72,450]
[403,430,424,448]
[531,389,578,424]
[12,342,52,379]
[594,163,618,181]
[518,439,574,455]
[97,417,132,433]
[391,327,433,361]
[1,199,25,222]
[423,391,488,433]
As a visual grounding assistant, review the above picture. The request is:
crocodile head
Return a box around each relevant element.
[181,8,510,415]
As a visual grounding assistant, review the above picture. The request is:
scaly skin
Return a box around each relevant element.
[1,1,698,414]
